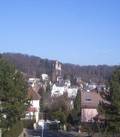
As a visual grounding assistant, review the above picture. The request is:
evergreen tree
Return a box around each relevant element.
[74,89,81,113]
[72,89,81,125]
[0,58,29,131]
[99,68,120,133]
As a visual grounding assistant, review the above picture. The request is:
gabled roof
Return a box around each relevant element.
[81,90,102,108]
[28,88,41,100]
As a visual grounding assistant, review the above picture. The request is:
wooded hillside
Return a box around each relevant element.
[2,53,118,82]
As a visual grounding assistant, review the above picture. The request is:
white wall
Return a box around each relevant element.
[26,100,40,122]
[67,88,78,98]
[81,108,98,122]
[41,74,48,81]
[51,84,66,96]
[51,84,78,98]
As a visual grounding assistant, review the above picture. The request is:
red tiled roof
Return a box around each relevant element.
[28,88,41,100]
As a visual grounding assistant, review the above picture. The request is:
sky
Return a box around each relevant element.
[0,0,120,65]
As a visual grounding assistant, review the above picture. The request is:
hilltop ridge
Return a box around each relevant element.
[2,53,118,82]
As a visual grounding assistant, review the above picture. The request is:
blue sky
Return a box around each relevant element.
[0,0,120,65]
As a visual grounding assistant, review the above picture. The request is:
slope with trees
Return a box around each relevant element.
[2,53,118,83]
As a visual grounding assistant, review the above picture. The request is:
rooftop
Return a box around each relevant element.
[81,90,102,108]
[28,88,41,100]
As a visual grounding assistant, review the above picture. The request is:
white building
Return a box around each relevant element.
[41,74,49,81]
[26,88,41,122]
[65,80,71,88]
[51,84,66,97]
[28,78,40,88]
[67,87,78,98]
[88,83,97,90]
[51,83,78,99]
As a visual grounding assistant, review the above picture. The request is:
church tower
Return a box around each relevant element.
[52,61,62,82]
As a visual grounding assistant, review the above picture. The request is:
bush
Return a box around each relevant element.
[51,111,66,125]
[2,121,23,137]
[49,123,60,131]
[2,119,36,137]
[23,119,35,129]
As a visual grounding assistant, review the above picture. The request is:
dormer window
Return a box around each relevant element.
[85,98,92,101]
[55,90,59,93]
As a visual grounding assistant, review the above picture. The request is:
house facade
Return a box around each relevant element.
[51,83,78,98]
[81,90,102,122]
[26,88,41,122]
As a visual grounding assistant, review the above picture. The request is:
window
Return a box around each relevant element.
[85,98,92,101]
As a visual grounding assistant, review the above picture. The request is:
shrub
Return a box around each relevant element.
[23,119,35,129]
[51,111,66,125]
[2,121,23,137]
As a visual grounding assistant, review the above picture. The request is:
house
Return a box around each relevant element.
[51,82,78,110]
[41,74,49,81]
[81,90,102,123]
[28,78,40,88]
[67,87,78,98]
[57,76,64,84]
[88,82,97,90]
[51,83,66,97]
[51,81,78,96]
[26,88,41,122]
[65,79,71,88]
